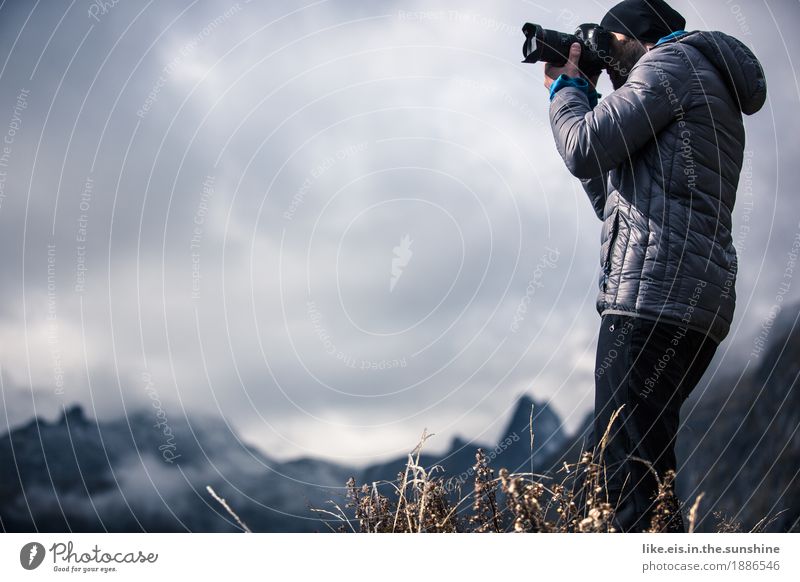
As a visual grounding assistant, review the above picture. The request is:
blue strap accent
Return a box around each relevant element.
[655,30,688,46]
[549,74,601,108]
[588,88,601,108]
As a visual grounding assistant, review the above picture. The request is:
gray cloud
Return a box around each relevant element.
[0,0,798,464]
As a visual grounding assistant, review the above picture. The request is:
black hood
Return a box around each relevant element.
[676,30,767,115]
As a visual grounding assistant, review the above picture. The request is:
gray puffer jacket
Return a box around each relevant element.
[549,30,766,344]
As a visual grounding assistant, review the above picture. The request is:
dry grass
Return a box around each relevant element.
[329,443,631,533]
[206,485,252,533]
[317,409,781,533]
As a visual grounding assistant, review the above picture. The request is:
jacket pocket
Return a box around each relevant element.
[601,209,621,292]
[604,209,621,271]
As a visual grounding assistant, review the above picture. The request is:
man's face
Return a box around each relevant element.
[606,32,649,90]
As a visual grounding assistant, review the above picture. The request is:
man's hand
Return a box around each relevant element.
[544,42,600,91]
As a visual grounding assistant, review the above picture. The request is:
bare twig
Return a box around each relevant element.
[688,492,705,533]
[206,485,252,533]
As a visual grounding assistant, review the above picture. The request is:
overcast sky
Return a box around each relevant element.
[0,0,797,465]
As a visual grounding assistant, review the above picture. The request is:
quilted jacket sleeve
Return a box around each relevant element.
[549,48,685,180]
[580,174,607,220]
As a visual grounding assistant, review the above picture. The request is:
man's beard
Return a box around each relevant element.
[607,39,648,90]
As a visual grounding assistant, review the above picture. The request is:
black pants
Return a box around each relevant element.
[589,313,718,532]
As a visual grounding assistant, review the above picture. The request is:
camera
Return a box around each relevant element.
[521,23,612,77]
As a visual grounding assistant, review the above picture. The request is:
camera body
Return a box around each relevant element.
[522,23,612,77]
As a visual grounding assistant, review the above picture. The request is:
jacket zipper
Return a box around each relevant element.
[602,210,621,291]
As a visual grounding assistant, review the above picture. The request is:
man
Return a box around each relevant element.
[543,0,766,532]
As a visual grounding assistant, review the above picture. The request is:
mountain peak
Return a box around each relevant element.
[505,393,546,428]
[449,435,469,450]
[58,404,89,426]
[516,392,535,408]
[501,393,563,449]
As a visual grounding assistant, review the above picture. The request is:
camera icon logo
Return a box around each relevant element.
[20,542,46,570]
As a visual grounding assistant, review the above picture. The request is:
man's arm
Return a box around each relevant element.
[549,48,684,180]
[580,174,607,220]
